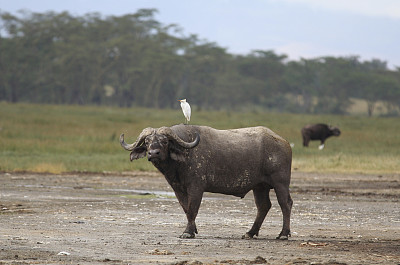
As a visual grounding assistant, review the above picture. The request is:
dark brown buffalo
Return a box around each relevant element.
[301,123,341,150]
[120,124,293,240]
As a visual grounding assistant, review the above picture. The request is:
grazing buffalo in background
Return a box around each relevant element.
[301,123,341,150]
[120,124,293,240]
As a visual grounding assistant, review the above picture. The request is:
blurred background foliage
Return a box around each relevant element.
[1,9,399,116]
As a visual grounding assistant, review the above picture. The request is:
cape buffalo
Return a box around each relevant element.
[120,124,293,240]
[301,123,341,150]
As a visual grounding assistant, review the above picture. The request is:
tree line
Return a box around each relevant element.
[1,9,399,116]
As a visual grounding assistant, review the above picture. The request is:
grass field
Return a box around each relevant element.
[0,102,399,174]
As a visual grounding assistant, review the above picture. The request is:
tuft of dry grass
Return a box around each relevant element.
[29,163,67,174]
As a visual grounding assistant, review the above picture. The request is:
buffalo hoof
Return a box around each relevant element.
[180,232,195,239]
[242,232,256,239]
[276,235,289,240]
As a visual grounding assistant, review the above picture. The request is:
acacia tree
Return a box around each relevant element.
[0,11,45,102]
[181,41,231,109]
[283,59,322,113]
[235,50,287,110]
[313,56,359,114]
[378,74,400,115]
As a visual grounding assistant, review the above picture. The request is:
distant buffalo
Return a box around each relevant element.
[301,124,341,150]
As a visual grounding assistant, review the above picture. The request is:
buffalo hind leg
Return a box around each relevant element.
[274,183,293,240]
[243,187,271,239]
[180,189,203,239]
[319,139,326,150]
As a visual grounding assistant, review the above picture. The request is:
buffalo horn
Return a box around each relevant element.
[157,127,200,149]
[120,127,155,151]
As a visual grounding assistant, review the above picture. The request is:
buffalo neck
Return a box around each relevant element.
[151,158,181,186]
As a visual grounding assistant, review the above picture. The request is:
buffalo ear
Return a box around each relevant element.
[130,146,147,161]
[170,151,185,162]
[169,143,186,162]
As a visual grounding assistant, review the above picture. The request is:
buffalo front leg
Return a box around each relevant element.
[243,187,271,239]
[274,183,293,240]
[302,132,310,147]
[174,189,189,213]
[179,189,203,239]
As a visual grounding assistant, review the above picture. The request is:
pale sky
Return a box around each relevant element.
[1,0,399,69]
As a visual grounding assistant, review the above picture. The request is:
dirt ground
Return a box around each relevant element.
[0,171,399,265]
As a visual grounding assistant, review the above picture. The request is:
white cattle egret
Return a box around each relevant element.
[178,99,191,124]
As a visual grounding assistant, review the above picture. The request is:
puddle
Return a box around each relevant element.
[16,184,228,200]
[17,184,176,197]
[104,188,175,197]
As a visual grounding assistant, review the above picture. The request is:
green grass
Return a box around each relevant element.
[0,102,399,174]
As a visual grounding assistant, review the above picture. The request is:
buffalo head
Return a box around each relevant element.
[120,127,200,163]
[329,126,341,136]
